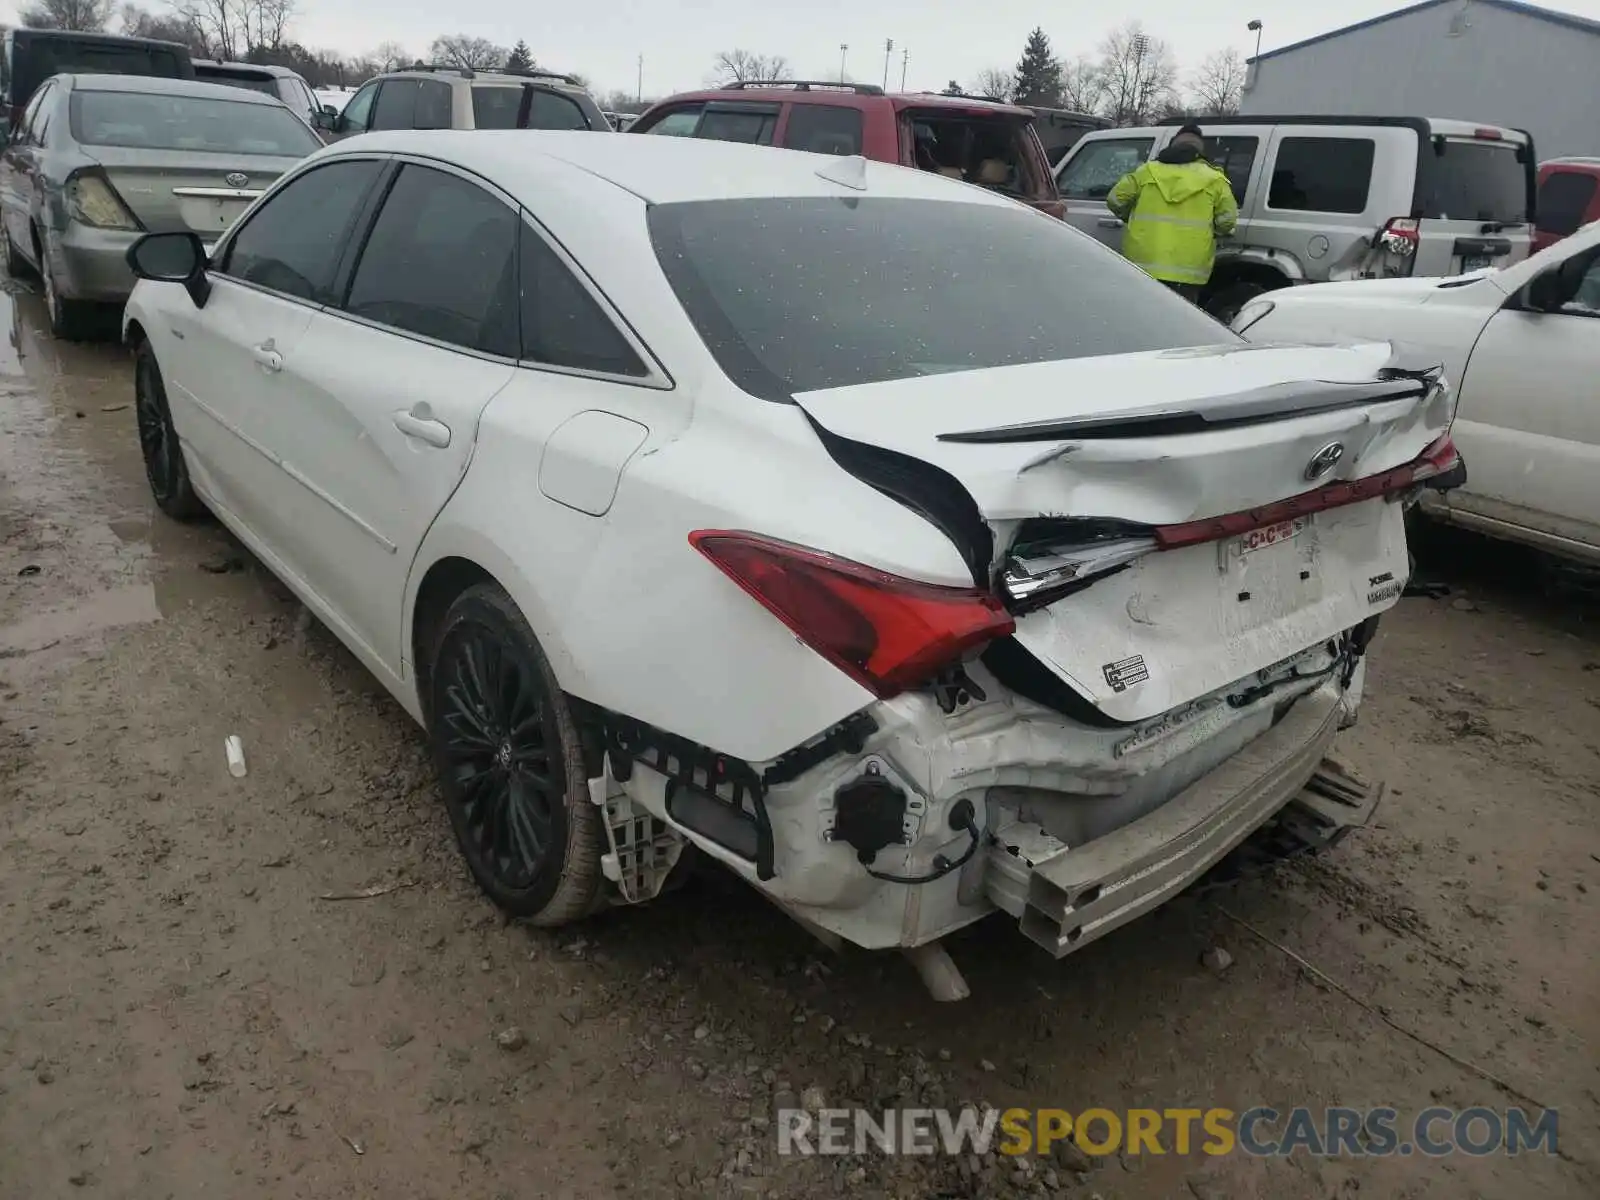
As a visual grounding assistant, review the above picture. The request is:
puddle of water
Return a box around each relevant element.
[0,584,161,657]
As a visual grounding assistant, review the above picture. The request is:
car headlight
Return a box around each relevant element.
[1231,298,1275,334]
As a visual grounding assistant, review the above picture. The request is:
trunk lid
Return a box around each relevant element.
[795,341,1447,722]
[88,148,299,240]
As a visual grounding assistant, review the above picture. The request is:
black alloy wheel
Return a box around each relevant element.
[428,584,600,922]
[134,341,204,519]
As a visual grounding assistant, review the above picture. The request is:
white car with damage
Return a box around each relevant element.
[119,131,1463,998]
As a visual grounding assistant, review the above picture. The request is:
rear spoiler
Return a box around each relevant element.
[938,345,1444,445]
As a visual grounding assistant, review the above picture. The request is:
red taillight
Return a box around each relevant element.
[1377,216,1419,256]
[1153,436,1459,551]
[689,531,1015,698]
[1473,127,1503,140]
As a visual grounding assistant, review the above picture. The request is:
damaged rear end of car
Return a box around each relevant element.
[584,187,1464,998]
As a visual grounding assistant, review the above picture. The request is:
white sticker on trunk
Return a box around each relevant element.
[1102,654,1150,692]
[1233,517,1309,556]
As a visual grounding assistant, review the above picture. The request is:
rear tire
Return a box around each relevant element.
[40,239,95,341]
[4,228,35,280]
[426,583,602,924]
[1204,280,1271,325]
[134,340,205,520]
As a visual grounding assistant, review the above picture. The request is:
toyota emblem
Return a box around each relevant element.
[225,172,249,188]
[1304,441,1346,481]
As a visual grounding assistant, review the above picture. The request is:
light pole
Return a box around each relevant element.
[900,47,908,91]
[882,38,893,90]
[1248,19,1263,59]
[839,43,848,83]
[636,53,643,103]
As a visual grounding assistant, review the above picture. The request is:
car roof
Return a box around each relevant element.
[377,68,590,95]
[194,59,301,80]
[645,84,1037,119]
[64,73,291,104]
[322,129,1019,208]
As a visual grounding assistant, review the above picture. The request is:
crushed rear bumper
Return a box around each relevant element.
[981,688,1380,957]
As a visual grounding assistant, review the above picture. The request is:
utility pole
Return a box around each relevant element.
[636,54,643,103]
[1247,19,1263,59]
[899,47,908,91]
[839,43,848,83]
[882,38,893,90]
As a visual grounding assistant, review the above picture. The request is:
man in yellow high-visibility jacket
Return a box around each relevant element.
[1107,124,1237,302]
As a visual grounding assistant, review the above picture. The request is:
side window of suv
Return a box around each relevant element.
[218,160,384,303]
[344,164,520,356]
[371,79,420,130]
[1267,137,1376,214]
[644,104,704,137]
[1057,138,1153,200]
[695,104,778,145]
[525,89,591,130]
[520,225,647,377]
[782,105,863,156]
[1202,135,1259,206]
[340,81,377,133]
[415,80,451,129]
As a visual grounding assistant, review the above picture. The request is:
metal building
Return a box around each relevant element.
[1241,0,1600,159]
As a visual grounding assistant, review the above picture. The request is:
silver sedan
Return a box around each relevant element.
[0,72,323,339]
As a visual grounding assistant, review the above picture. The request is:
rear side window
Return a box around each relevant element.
[1268,137,1375,214]
[1420,139,1529,223]
[1203,135,1259,205]
[520,229,647,376]
[472,85,522,129]
[525,89,591,130]
[643,105,702,137]
[782,105,863,156]
[908,112,1045,200]
[371,78,419,130]
[1057,137,1152,200]
[1537,171,1600,237]
[695,104,778,145]
[414,80,451,129]
[221,160,383,303]
[344,165,520,356]
[649,196,1229,398]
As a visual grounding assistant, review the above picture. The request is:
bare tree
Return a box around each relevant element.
[20,0,113,30]
[709,49,791,85]
[169,0,240,58]
[1059,55,1104,114]
[1189,47,1245,116]
[429,33,506,71]
[371,40,410,72]
[969,66,1013,102]
[120,3,195,43]
[242,0,291,51]
[1095,21,1179,126]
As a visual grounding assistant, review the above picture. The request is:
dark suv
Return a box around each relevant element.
[631,81,1063,218]
[329,65,609,139]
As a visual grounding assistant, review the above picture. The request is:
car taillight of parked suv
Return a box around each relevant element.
[630,80,1064,218]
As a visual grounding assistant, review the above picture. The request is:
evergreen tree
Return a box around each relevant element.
[506,40,535,72]
[1012,27,1062,108]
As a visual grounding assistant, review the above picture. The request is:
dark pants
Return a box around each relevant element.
[1163,281,1202,303]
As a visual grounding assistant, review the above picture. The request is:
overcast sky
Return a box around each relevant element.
[10,0,1600,98]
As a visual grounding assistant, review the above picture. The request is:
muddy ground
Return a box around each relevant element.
[0,284,1596,1200]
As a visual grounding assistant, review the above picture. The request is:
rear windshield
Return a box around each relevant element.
[195,69,277,96]
[1419,139,1530,224]
[10,39,185,101]
[907,109,1046,200]
[648,196,1228,398]
[70,91,322,155]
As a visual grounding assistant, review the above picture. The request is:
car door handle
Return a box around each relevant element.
[1098,216,1124,228]
[251,343,282,372]
[392,408,452,448]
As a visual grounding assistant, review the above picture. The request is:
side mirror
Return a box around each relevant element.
[1522,257,1587,313]
[312,109,338,132]
[126,231,210,308]
[321,102,338,116]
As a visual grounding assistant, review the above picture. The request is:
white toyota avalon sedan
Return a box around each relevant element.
[121,131,1462,998]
